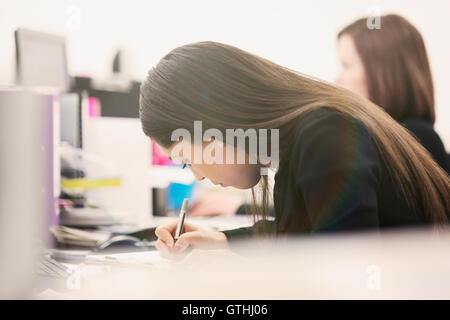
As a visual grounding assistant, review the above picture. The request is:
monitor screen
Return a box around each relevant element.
[15,28,69,92]
[60,93,82,148]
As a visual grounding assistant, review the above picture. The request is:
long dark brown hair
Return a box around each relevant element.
[338,14,435,124]
[140,41,449,233]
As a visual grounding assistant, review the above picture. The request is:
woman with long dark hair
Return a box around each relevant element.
[139,41,449,259]
[336,14,449,173]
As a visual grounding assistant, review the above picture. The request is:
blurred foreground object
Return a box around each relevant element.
[37,227,450,299]
[0,87,58,298]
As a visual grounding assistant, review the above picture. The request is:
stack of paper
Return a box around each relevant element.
[59,207,118,227]
[50,226,111,247]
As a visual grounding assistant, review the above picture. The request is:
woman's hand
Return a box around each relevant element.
[154,220,229,260]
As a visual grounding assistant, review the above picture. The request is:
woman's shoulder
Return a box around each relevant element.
[401,118,449,172]
[293,107,368,140]
[288,107,380,168]
[402,118,441,139]
[296,106,344,124]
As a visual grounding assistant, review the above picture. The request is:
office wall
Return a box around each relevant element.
[1,0,449,147]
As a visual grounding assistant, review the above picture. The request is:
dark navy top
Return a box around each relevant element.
[401,118,448,174]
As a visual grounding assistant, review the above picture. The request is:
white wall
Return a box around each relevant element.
[1,0,449,147]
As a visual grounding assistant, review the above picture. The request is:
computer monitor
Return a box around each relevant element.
[15,28,70,92]
[60,93,83,148]
[15,28,84,147]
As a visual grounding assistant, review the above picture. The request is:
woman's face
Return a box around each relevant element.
[159,139,261,189]
[335,34,369,99]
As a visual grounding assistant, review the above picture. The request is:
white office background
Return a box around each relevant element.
[1,0,449,146]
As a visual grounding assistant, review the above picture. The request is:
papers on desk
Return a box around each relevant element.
[50,226,111,247]
[59,207,119,227]
[50,216,256,248]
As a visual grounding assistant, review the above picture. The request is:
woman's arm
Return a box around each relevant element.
[221,219,276,241]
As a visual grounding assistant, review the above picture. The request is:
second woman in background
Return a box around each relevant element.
[336,14,449,173]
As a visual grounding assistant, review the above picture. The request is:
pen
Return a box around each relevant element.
[174,198,189,243]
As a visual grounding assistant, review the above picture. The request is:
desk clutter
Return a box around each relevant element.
[59,144,122,228]
[50,225,157,251]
